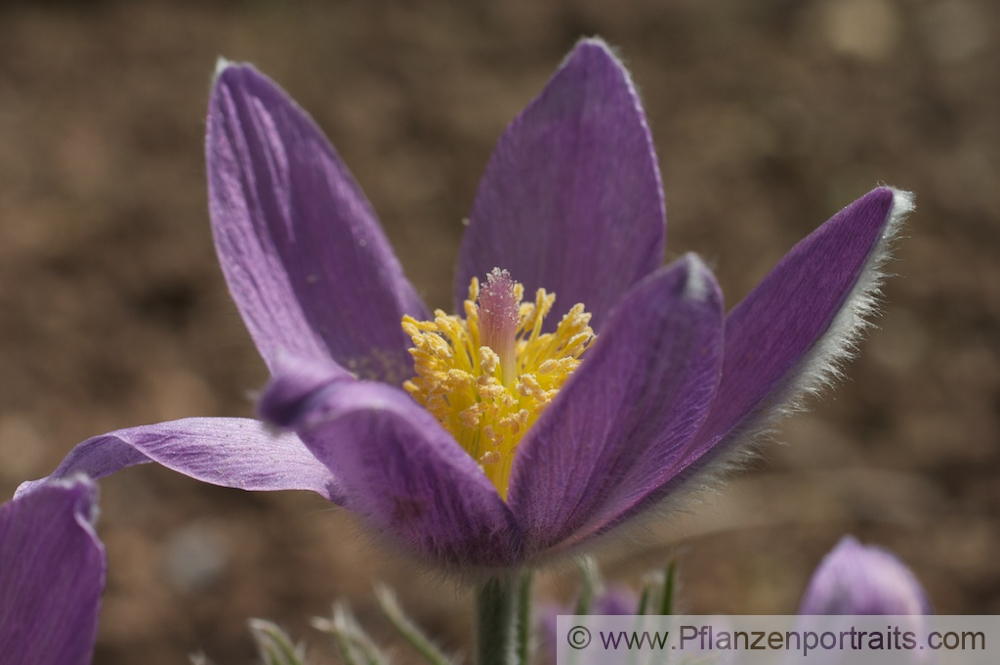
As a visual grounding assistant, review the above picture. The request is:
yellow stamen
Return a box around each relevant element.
[402,270,595,500]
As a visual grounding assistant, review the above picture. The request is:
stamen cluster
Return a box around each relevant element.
[402,269,594,499]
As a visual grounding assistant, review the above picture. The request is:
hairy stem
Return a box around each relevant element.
[476,574,518,665]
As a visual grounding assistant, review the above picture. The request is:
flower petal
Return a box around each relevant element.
[800,536,931,614]
[508,255,723,556]
[208,62,427,383]
[676,188,912,486]
[0,477,104,665]
[15,418,343,504]
[455,38,665,331]
[259,374,521,568]
[257,352,357,428]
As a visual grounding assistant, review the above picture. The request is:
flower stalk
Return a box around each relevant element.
[476,575,519,665]
[515,569,534,665]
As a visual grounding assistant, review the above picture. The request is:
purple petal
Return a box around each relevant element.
[259,373,521,567]
[672,188,913,488]
[456,38,665,331]
[508,255,723,556]
[15,418,343,504]
[257,352,357,428]
[593,585,640,615]
[208,62,427,383]
[800,536,931,615]
[0,477,104,665]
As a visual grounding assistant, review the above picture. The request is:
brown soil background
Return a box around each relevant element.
[1,0,998,663]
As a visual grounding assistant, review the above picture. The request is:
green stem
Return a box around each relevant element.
[637,583,652,615]
[660,559,678,616]
[515,569,533,665]
[574,556,599,616]
[476,574,518,665]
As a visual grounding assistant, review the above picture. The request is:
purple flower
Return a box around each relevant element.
[0,476,104,664]
[800,536,931,615]
[793,538,930,665]
[21,39,911,571]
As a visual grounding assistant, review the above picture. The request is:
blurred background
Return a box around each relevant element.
[1,0,998,662]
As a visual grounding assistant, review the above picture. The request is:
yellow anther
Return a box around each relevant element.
[460,403,485,427]
[479,347,499,375]
[402,272,595,500]
[536,359,558,374]
[478,381,505,401]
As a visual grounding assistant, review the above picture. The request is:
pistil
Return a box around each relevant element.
[478,269,519,387]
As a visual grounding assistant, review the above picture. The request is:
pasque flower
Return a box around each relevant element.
[799,536,931,615]
[19,39,911,570]
[793,537,931,665]
[0,476,104,664]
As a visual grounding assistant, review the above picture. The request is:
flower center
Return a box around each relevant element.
[402,268,595,499]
